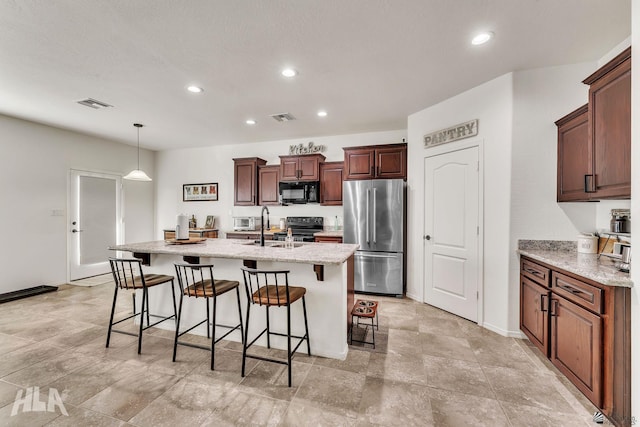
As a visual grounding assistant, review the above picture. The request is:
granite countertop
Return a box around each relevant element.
[314,230,343,237]
[518,240,632,288]
[110,239,358,266]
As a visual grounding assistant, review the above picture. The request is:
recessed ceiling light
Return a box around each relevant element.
[471,32,494,45]
[187,85,204,93]
[317,110,328,117]
[281,68,297,78]
[246,119,256,125]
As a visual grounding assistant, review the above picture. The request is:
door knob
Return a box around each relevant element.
[424,235,431,240]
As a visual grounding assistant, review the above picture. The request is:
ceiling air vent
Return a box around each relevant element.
[269,112,296,122]
[77,98,113,109]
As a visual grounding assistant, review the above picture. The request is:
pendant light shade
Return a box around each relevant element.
[124,123,152,181]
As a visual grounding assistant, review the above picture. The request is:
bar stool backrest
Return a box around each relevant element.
[109,258,146,290]
[175,264,215,298]
[241,267,291,307]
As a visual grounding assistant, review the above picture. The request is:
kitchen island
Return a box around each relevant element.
[109,238,358,360]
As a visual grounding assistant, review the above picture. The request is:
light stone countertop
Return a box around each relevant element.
[110,238,358,266]
[517,247,632,288]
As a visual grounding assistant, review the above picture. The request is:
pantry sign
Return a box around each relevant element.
[424,119,478,148]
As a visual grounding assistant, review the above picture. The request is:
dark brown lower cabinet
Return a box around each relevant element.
[549,293,602,406]
[519,256,630,427]
[520,276,549,355]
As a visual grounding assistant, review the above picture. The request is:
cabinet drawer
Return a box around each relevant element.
[552,272,602,314]
[521,258,550,287]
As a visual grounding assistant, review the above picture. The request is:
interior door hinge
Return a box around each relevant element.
[477,226,479,235]
[477,291,479,300]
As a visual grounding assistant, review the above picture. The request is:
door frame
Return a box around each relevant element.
[423,139,484,326]
[67,169,124,282]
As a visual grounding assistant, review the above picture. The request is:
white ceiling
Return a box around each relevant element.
[0,1,630,151]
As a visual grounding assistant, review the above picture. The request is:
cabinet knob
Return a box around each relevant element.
[424,235,431,240]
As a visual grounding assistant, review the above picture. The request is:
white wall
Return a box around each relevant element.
[155,130,406,237]
[0,114,155,293]
[407,73,514,334]
[509,62,597,331]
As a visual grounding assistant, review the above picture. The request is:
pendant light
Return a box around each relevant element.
[123,123,152,181]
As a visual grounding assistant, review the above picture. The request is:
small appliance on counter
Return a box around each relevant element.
[175,214,189,240]
[233,216,261,231]
[610,209,631,234]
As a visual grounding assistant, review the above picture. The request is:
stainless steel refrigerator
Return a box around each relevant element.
[343,179,405,296]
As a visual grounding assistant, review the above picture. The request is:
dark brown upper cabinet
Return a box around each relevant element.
[279,154,325,182]
[343,143,407,180]
[320,161,344,206]
[556,105,590,202]
[583,47,631,200]
[234,157,266,206]
[258,164,280,206]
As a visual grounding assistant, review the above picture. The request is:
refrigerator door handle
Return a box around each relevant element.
[354,252,400,259]
[372,188,377,244]
[366,188,370,244]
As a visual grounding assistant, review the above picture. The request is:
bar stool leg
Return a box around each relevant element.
[211,296,217,370]
[172,291,185,362]
[286,304,292,387]
[241,299,251,377]
[138,288,147,354]
[265,305,271,349]
[170,280,178,327]
[106,285,119,348]
[206,297,211,339]
[302,295,311,356]
[235,287,244,345]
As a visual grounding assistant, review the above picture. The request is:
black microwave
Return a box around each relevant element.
[279,181,320,204]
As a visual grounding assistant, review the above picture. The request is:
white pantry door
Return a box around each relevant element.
[424,147,479,322]
[69,170,122,281]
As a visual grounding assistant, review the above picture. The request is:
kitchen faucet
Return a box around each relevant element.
[260,206,270,246]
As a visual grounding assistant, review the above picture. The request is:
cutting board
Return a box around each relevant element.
[165,237,206,245]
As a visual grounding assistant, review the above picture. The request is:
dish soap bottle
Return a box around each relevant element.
[285,228,293,249]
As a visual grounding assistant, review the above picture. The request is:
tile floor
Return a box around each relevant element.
[0,277,600,426]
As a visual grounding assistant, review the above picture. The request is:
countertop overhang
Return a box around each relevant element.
[110,238,358,266]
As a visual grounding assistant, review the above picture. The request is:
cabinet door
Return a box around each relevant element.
[550,294,602,407]
[586,49,631,199]
[279,157,300,181]
[298,156,321,180]
[258,165,280,205]
[320,161,344,205]
[520,276,549,356]
[556,105,591,202]
[344,148,375,180]
[375,146,407,179]
[234,158,265,206]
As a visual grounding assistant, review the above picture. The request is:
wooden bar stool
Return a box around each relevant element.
[173,263,244,370]
[106,258,177,354]
[240,267,311,387]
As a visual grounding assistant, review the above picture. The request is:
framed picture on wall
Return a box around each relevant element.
[183,183,218,201]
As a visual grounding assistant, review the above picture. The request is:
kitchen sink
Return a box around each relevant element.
[239,240,303,248]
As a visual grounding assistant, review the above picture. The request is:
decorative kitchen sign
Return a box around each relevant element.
[183,183,218,201]
[423,119,479,148]
[289,141,326,155]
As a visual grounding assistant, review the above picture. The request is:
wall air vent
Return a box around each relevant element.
[77,98,113,109]
[269,112,296,122]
